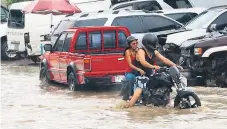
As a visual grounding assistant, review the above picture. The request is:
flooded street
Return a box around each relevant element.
[1,59,227,129]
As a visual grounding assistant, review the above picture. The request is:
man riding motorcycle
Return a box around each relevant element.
[123,33,183,108]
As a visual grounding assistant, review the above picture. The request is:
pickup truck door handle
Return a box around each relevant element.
[118,57,124,61]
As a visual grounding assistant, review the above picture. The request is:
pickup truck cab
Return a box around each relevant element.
[40,26,131,90]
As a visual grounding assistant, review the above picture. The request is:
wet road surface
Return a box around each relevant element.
[1,59,227,129]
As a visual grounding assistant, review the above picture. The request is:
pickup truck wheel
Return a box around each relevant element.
[39,67,50,84]
[68,72,78,91]
[1,40,17,60]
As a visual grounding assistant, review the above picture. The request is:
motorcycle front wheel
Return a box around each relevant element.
[174,92,201,109]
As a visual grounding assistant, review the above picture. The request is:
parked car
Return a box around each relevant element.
[49,12,100,45]
[110,0,194,11]
[40,26,131,90]
[160,7,206,25]
[73,9,183,47]
[179,27,227,87]
[163,5,227,64]
[1,5,17,60]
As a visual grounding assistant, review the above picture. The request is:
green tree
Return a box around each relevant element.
[5,0,33,7]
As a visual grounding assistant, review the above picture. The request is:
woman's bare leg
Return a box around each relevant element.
[128,88,142,107]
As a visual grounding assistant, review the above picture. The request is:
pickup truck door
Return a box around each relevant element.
[101,30,128,74]
[49,33,67,81]
[59,32,74,83]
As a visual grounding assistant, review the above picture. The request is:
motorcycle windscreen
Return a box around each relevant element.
[169,66,180,82]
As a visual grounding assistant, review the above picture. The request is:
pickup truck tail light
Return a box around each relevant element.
[84,58,91,71]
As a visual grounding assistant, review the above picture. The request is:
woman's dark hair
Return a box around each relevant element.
[123,36,138,56]
[123,47,130,56]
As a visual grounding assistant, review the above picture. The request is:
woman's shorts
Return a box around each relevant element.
[133,76,149,91]
[125,73,136,80]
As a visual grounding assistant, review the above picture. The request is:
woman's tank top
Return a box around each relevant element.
[134,48,156,77]
[129,50,136,71]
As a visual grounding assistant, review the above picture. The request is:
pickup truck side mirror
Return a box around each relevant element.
[207,24,217,32]
[44,44,52,52]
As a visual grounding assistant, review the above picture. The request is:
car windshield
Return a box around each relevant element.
[73,18,107,27]
[185,10,221,30]
[52,20,75,35]
[164,13,197,25]
[163,0,192,8]
[8,9,25,28]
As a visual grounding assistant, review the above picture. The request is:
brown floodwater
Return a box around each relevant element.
[1,60,227,129]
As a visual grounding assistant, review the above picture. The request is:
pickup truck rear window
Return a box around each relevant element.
[74,30,128,53]
[75,32,87,50]
[104,31,116,49]
[74,18,107,27]
[89,31,102,49]
[118,31,127,48]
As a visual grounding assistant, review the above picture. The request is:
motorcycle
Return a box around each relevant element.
[120,65,201,109]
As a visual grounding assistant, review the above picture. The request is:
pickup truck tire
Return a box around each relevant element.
[39,67,51,84]
[68,72,78,91]
[1,39,17,60]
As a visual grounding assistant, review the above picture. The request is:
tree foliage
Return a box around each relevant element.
[5,0,32,7]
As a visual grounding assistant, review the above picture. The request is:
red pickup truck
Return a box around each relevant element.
[39,26,131,90]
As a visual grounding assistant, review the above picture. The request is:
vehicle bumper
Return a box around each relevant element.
[7,41,26,53]
[77,74,125,85]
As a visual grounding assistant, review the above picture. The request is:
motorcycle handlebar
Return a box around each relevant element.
[158,67,169,72]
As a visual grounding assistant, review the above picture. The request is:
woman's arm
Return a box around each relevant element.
[155,51,176,67]
[125,50,143,72]
[137,49,159,69]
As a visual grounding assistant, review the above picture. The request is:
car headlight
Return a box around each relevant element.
[194,48,202,55]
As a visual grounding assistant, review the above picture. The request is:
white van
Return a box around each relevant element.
[7,1,65,62]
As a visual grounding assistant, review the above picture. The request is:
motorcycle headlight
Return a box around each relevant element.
[194,48,202,55]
